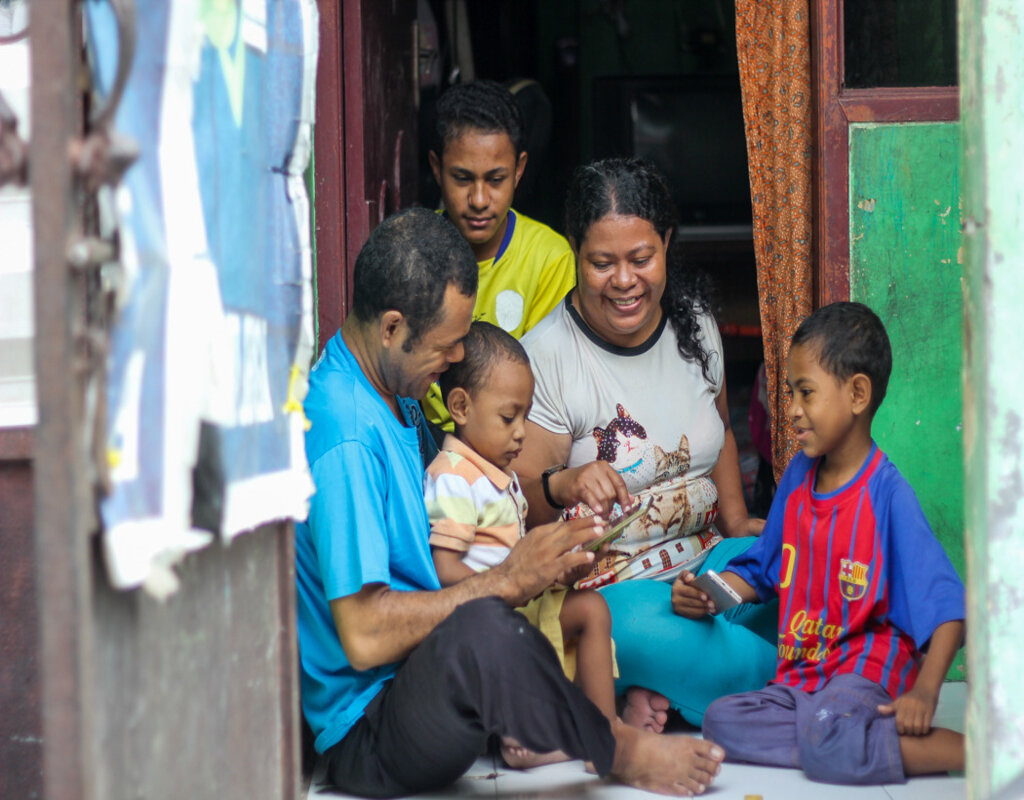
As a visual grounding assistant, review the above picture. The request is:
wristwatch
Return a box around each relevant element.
[541,464,567,509]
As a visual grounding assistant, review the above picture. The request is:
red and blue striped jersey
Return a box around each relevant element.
[726,444,965,698]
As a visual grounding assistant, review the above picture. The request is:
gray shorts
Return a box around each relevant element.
[702,673,905,785]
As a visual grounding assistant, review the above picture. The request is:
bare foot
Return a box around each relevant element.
[610,719,725,796]
[622,687,671,733]
[500,737,571,769]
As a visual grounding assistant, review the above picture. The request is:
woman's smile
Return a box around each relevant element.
[574,214,669,348]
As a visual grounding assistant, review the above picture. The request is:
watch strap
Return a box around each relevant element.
[541,464,567,509]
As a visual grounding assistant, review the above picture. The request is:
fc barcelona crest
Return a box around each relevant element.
[838,558,869,601]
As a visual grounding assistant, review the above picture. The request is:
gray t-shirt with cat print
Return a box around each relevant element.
[522,295,725,494]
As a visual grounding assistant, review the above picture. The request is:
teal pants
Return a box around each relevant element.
[599,536,778,727]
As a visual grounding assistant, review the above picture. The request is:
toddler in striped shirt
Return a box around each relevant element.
[424,321,620,768]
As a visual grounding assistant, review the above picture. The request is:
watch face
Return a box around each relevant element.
[0,0,29,42]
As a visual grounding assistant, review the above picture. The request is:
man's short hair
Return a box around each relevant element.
[792,301,892,414]
[432,80,525,159]
[351,208,478,350]
[439,321,530,403]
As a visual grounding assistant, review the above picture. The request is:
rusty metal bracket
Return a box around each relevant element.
[0,90,28,187]
[66,0,138,500]
[66,237,118,272]
[71,0,140,191]
[69,128,139,193]
[87,0,136,131]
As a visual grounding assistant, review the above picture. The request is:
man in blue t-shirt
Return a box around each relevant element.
[295,207,727,798]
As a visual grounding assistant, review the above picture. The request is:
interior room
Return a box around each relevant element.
[416,0,771,515]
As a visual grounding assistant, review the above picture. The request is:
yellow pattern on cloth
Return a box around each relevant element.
[516,587,619,681]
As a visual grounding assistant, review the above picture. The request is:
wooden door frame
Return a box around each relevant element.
[311,0,379,346]
[312,0,348,347]
[811,0,959,306]
[312,0,419,350]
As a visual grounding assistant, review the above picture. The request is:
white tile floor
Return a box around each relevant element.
[308,683,967,800]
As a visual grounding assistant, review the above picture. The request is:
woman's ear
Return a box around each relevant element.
[447,387,471,425]
[850,373,872,415]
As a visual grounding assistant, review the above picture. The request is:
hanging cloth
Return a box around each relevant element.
[735,0,815,482]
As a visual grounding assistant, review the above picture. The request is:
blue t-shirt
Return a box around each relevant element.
[295,331,440,753]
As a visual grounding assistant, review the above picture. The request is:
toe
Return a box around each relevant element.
[650,693,671,711]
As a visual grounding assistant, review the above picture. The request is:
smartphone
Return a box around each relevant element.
[690,569,743,614]
[583,497,653,552]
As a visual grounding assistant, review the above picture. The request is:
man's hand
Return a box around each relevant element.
[878,684,938,736]
[670,571,714,619]
[495,516,604,605]
[332,517,604,671]
[550,461,633,516]
[554,558,600,588]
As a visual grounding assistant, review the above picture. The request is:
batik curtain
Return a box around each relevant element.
[735,0,814,482]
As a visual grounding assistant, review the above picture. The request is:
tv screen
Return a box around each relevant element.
[592,75,752,228]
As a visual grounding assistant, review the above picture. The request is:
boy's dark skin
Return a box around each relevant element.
[673,337,965,776]
[428,127,525,263]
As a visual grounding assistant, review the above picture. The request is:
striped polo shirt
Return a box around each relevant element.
[424,434,528,572]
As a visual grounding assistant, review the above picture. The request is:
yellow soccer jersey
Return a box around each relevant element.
[424,209,576,431]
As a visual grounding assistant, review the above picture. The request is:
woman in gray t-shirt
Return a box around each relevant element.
[515,158,777,734]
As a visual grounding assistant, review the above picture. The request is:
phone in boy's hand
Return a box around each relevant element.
[690,569,743,614]
[583,496,653,552]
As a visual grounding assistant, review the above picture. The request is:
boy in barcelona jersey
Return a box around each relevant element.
[672,301,965,785]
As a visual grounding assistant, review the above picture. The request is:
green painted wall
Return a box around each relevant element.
[849,122,965,680]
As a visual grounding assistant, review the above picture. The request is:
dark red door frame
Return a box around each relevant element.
[313,0,348,348]
[811,0,959,307]
[313,0,418,349]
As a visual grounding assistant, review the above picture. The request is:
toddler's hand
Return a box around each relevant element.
[878,684,937,736]
[671,571,714,618]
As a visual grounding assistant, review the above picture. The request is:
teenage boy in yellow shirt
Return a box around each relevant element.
[423,80,576,432]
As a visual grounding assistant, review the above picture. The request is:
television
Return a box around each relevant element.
[591,75,752,230]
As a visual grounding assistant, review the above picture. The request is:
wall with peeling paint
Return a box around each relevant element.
[849,121,966,680]
[960,0,1024,792]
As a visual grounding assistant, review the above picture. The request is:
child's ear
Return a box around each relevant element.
[428,149,442,184]
[513,151,528,187]
[850,373,872,415]
[447,387,471,425]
